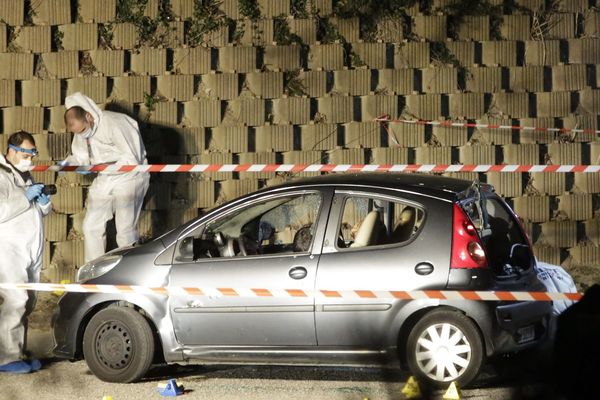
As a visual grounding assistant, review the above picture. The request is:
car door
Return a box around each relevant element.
[315,189,452,347]
[168,189,332,346]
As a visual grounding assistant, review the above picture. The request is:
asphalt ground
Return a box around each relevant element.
[0,329,559,400]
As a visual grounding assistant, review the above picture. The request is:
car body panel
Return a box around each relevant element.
[167,188,333,347]
[315,188,453,347]
[52,173,552,377]
[169,253,320,346]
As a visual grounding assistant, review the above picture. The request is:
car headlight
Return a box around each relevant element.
[76,255,122,283]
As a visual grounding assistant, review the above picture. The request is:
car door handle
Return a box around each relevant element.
[415,262,434,275]
[289,266,308,280]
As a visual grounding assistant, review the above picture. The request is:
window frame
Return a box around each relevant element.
[325,190,426,253]
[173,189,327,264]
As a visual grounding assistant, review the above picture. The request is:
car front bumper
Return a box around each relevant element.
[52,292,93,359]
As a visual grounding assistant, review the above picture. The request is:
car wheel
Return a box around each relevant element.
[406,310,484,388]
[82,306,155,383]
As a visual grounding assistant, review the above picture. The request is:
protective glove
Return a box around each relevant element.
[76,169,93,175]
[25,184,43,202]
[37,193,50,206]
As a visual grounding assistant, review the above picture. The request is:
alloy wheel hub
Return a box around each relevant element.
[415,323,472,382]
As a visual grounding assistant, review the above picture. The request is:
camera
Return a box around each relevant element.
[42,184,57,196]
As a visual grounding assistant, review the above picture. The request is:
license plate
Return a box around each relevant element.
[517,325,535,344]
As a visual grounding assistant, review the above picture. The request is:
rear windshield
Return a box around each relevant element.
[462,195,532,276]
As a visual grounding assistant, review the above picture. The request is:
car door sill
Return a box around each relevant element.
[181,346,394,366]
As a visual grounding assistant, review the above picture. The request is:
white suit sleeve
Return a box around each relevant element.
[38,201,52,216]
[110,117,145,165]
[64,135,90,165]
[0,173,31,224]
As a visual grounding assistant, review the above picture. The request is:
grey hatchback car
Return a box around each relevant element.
[53,173,551,387]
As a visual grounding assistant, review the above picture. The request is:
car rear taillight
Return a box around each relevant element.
[451,203,488,269]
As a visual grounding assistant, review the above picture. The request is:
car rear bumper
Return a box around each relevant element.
[491,299,552,354]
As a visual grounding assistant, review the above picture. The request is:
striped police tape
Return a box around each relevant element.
[29,164,600,173]
[29,116,598,174]
[374,115,600,136]
[0,282,583,302]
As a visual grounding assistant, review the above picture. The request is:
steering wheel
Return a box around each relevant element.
[237,237,247,256]
[213,231,226,247]
[225,237,247,257]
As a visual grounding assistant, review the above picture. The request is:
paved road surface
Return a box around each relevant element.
[0,330,552,400]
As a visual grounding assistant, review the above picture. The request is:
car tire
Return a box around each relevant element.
[82,306,155,383]
[406,309,484,388]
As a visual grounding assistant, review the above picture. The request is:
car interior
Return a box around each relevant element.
[337,197,423,249]
[463,195,533,276]
[176,193,321,261]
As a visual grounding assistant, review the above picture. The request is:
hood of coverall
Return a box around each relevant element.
[0,153,12,173]
[65,92,103,124]
[0,152,26,177]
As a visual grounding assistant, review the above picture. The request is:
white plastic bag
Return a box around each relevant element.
[535,260,578,315]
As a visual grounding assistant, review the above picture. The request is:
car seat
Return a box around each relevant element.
[390,208,416,243]
[350,210,383,248]
[293,226,312,252]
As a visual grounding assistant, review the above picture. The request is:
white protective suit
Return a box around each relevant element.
[0,155,51,365]
[64,93,150,262]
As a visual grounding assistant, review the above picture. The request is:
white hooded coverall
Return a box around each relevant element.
[64,93,150,262]
[0,155,51,365]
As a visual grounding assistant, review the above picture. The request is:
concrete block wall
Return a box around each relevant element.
[0,0,598,283]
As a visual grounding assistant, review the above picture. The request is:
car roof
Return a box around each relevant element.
[266,173,474,201]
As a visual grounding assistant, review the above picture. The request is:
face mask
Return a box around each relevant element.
[81,128,93,139]
[81,126,94,139]
[15,158,32,172]
[79,118,97,139]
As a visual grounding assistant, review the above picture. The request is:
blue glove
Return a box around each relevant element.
[76,170,93,175]
[37,193,50,206]
[25,184,43,202]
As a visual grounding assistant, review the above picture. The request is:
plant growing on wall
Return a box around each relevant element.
[98,24,114,49]
[531,0,562,41]
[187,0,230,47]
[237,0,263,45]
[441,0,504,40]
[79,51,97,76]
[24,0,36,25]
[291,0,309,18]
[316,16,365,68]
[142,92,165,122]
[52,27,64,51]
[273,15,304,45]
[284,69,308,96]
[5,25,20,52]
[333,0,420,41]
[239,0,261,21]
[430,41,472,91]
[116,0,175,48]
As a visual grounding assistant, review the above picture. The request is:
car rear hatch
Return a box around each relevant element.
[455,180,538,283]
[452,180,550,346]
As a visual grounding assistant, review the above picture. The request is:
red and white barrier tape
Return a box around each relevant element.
[0,282,582,302]
[29,117,597,174]
[29,164,600,173]
[374,116,600,137]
